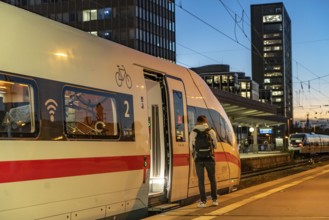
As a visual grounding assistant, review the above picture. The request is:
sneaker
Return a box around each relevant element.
[197,202,207,208]
[212,200,218,206]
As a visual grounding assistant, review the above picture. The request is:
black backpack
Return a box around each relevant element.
[193,128,214,159]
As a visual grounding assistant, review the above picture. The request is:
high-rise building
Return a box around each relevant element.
[3,0,176,61]
[251,2,292,119]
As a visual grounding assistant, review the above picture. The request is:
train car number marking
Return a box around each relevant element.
[124,100,130,118]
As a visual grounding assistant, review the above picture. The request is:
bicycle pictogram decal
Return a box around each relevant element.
[115,65,132,89]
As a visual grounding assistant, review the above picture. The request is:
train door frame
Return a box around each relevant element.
[165,76,189,202]
[144,72,171,206]
[144,72,190,205]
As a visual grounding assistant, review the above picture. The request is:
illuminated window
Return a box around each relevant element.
[222,75,228,83]
[241,82,246,90]
[64,87,120,139]
[263,14,282,23]
[264,72,282,77]
[264,52,279,58]
[264,46,282,51]
[263,33,281,39]
[264,47,271,52]
[264,39,282,45]
[83,9,97,22]
[0,75,39,137]
[273,98,282,102]
[89,31,97,36]
[213,76,220,89]
[214,76,220,84]
[205,76,213,86]
[270,85,283,90]
[273,46,282,50]
[272,91,283,96]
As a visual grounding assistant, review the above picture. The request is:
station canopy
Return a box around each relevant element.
[211,89,287,127]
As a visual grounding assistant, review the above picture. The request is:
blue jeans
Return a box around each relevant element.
[195,158,217,202]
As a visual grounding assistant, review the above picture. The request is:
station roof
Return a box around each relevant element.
[211,89,287,127]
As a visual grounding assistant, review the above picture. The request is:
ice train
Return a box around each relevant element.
[0,2,240,219]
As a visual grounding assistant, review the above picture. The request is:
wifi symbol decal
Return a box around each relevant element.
[45,99,58,122]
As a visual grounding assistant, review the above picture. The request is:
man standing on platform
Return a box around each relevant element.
[189,115,218,208]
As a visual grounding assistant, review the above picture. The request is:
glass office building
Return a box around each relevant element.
[251,2,292,119]
[3,0,176,61]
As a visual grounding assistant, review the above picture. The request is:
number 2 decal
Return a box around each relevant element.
[124,100,130,118]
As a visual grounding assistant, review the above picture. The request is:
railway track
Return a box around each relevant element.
[239,154,329,189]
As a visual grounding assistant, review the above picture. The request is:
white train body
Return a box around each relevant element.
[289,133,329,155]
[0,3,240,219]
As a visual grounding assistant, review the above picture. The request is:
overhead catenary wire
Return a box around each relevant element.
[177,42,222,65]
[217,0,265,66]
[216,0,329,110]
[175,1,268,74]
[174,2,252,52]
[176,42,245,72]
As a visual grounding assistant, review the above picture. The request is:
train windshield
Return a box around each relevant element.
[290,134,305,147]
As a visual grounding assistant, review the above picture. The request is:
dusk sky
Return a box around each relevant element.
[175,0,329,122]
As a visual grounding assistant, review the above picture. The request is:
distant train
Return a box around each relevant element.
[289,133,329,155]
[0,2,240,220]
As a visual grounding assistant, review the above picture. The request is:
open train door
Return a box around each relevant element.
[145,73,189,208]
[166,76,190,202]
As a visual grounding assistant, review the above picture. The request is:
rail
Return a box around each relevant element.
[239,154,329,190]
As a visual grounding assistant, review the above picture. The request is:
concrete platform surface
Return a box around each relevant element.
[144,164,329,220]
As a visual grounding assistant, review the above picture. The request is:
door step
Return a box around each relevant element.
[148,203,180,213]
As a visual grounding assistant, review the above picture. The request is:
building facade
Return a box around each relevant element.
[251,2,292,119]
[238,75,259,101]
[259,88,273,104]
[191,64,288,151]
[191,64,259,101]
[3,0,176,61]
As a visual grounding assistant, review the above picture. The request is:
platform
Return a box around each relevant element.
[240,151,291,172]
[144,164,329,220]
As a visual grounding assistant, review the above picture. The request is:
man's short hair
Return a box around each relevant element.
[197,115,207,123]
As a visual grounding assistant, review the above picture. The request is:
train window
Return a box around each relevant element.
[187,106,236,146]
[64,87,119,139]
[225,120,234,145]
[209,109,227,143]
[187,107,196,133]
[173,91,185,142]
[188,106,221,142]
[0,75,38,138]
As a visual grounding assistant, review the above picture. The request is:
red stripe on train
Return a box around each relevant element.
[0,156,150,183]
[173,152,240,167]
[0,153,239,183]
